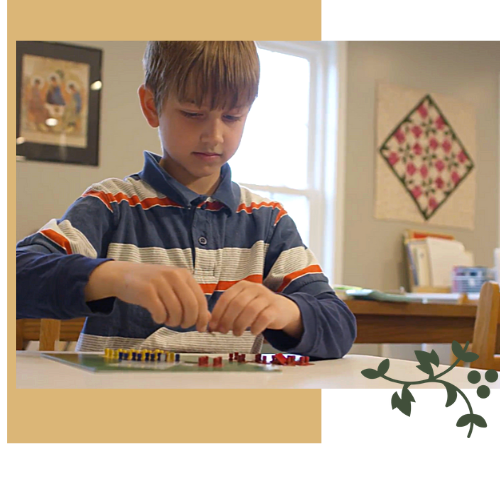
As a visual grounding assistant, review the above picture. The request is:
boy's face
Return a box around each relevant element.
[140,85,251,184]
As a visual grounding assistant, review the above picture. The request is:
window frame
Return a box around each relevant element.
[235,41,346,285]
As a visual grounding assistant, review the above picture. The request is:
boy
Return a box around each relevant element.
[17,41,356,358]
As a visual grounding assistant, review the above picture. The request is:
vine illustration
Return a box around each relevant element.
[361,341,498,438]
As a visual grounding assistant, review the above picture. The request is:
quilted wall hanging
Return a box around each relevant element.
[375,82,476,229]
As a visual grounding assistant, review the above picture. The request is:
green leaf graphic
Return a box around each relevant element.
[361,369,380,379]
[377,359,390,376]
[391,389,415,417]
[471,415,487,428]
[429,350,440,367]
[443,382,458,407]
[451,341,464,360]
[456,414,473,427]
[402,386,415,403]
[391,392,400,409]
[462,352,479,362]
[416,364,434,376]
[415,350,439,374]
[415,350,431,365]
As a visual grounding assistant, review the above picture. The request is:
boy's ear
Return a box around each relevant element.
[138,84,160,128]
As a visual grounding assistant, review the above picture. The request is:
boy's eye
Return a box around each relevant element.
[181,111,202,118]
[223,115,241,122]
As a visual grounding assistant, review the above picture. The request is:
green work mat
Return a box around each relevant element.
[41,353,282,373]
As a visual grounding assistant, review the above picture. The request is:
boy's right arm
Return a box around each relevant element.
[16,189,118,320]
[17,189,210,330]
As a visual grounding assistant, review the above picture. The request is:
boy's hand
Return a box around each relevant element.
[85,261,210,332]
[208,281,303,338]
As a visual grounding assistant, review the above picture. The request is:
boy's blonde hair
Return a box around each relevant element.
[143,41,260,114]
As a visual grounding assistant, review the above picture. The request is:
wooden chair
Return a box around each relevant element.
[16,318,84,351]
[452,281,500,370]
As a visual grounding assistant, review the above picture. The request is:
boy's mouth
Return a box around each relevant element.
[192,152,222,162]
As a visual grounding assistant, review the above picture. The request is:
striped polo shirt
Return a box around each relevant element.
[16,151,356,358]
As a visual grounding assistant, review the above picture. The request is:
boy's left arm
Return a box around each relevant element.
[260,209,356,359]
[261,283,357,360]
[208,209,357,359]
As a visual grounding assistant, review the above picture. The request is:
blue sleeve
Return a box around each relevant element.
[261,210,357,359]
[16,191,118,319]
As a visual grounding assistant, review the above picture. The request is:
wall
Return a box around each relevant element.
[343,41,500,292]
[16,41,159,241]
[342,42,500,361]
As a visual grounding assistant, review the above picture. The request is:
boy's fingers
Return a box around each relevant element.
[209,283,241,330]
[187,280,210,332]
[157,285,183,327]
[172,282,199,328]
[212,287,261,333]
[145,293,169,324]
[231,297,269,336]
[250,305,275,336]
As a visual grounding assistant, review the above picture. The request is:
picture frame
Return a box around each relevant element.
[16,41,103,166]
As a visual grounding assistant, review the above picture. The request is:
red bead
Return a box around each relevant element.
[229,353,233,361]
[273,353,287,365]
[198,356,209,367]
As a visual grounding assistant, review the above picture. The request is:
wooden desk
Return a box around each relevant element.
[16,300,483,349]
[345,300,480,345]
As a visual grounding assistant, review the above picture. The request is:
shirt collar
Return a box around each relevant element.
[139,151,239,212]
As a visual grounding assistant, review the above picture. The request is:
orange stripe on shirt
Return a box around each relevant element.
[199,274,263,294]
[276,264,323,293]
[40,229,73,254]
[274,208,288,225]
[237,201,287,224]
[83,190,183,211]
[83,191,113,211]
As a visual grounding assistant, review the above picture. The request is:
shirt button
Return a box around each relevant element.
[198,236,207,245]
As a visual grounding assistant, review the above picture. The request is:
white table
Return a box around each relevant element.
[16,351,500,389]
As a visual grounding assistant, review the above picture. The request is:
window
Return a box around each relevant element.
[230,41,345,284]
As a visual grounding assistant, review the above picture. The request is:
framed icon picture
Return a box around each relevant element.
[16,41,103,166]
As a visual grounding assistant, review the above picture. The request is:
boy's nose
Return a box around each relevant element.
[200,119,224,146]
